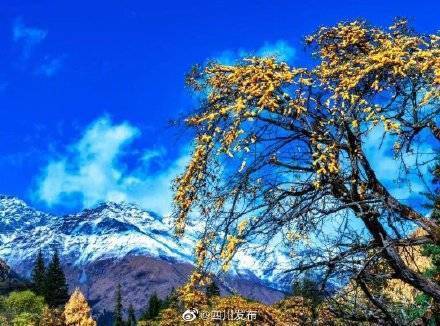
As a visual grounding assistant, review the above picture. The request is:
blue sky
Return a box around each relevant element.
[0,0,439,215]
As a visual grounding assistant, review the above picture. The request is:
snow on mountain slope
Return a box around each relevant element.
[0,195,292,291]
[0,196,51,237]
[0,197,194,269]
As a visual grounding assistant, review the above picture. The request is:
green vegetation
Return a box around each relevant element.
[113,283,124,326]
[127,304,136,326]
[138,290,179,323]
[31,251,46,297]
[30,250,69,308]
[0,251,71,325]
[141,292,161,320]
[408,157,440,324]
[0,290,45,325]
[45,251,69,307]
[206,280,221,298]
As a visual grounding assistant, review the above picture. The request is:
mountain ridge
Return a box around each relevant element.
[0,195,289,314]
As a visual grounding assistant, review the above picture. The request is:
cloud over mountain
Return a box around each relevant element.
[36,116,188,215]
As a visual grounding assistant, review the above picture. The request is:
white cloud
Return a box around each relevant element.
[36,56,64,77]
[256,40,296,62]
[13,18,47,58]
[216,40,296,64]
[36,117,188,215]
[142,148,167,166]
[363,126,433,201]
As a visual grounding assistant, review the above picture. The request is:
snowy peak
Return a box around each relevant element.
[59,202,153,235]
[0,195,291,291]
[0,195,195,272]
[79,201,155,220]
[0,196,287,313]
[55,202,178,246]
[0,195,52,235]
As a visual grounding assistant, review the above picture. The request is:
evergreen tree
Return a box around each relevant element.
[140,292,162,320]
[291,276,325,322]
[113,283,124,326]
[64,288,96,326]
[162,287,178,309]
[45,250,69,307]
[206,280,221,298]
[31,250,46,296]
[148,293,162,319]
[127,304,136,326]
[292,277,324,303]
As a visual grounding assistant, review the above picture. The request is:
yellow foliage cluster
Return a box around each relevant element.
[157,295,335,326]
[220,221,247,271]
[40,307,65,326]
[312,142,339,177]
[309,20,439,134]
[184,58,308,160]
[337,228,433,310]
[177,272,209,307]
[310,20,440,94]
[219,236,244,272]
[187,58,300,125]
[382,229,432,305]
[174,135,211,236]
[63,288,96,326]
[174,20,440,240]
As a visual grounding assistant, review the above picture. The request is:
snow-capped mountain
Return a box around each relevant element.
[0,196,51,236]
[0,195,289,313]
[0,196,197,269]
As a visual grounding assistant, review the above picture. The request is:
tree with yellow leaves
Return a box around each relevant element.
[155,293,336,326]
[39,306,65,326]
[173,19,440,324]
[64,289,96,326]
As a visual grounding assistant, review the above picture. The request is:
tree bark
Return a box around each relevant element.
[331,181,440,302]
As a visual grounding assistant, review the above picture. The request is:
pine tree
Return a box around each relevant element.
[206,280,221,298]
[127,304,136,326]
[64,288,96,326]
[113,283,124,326]
[45,250,69,307]
[162,287,178,309]
[140,292,162,320]
[31,250,46,296]
[291,275,325,322]
[148,292,162,320]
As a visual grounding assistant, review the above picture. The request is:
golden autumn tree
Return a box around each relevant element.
[328,229,433,324]
[173,19,440,324]
[39,306,65,326]
[156,294,336,326]
[64,289,96,326]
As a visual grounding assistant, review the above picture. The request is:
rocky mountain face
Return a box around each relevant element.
[0,195,287,316]
[0,258,27,295]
